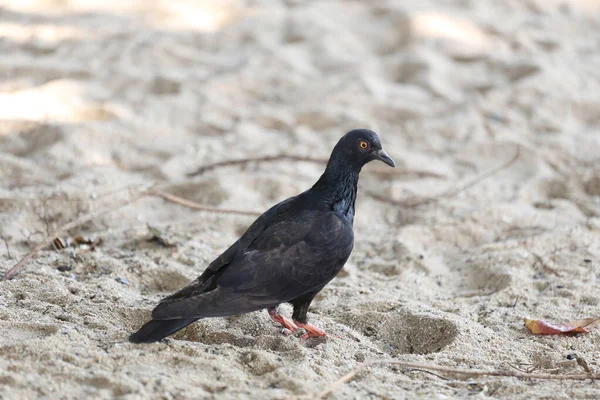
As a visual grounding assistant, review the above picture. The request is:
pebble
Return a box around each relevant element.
[116,277,130,286]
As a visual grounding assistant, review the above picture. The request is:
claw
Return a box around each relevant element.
[294,321,327,339]
[268,307,298,334]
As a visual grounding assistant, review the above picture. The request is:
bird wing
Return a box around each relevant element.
[155,197,295,303]
[151,210,353,320]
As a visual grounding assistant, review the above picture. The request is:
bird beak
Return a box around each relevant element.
[374,149,396,168]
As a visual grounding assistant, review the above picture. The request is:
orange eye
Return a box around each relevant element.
[359,141,369,149]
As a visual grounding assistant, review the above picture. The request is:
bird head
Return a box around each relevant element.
[332,129,396,170]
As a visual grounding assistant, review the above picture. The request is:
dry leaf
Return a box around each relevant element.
[51,236,103,251]
[524,317,600,335]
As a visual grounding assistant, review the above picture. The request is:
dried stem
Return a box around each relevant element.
[315,359,600,399]
[39,198,52,236]
[187,154,328,177]
[532,252,560,276]
[574,354,593,374]
[368,145,521,208]
[148,190,261,217]
[0,234,11,259]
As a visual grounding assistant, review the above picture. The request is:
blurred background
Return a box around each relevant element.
[1,0,599,193]
[1,1,599,399]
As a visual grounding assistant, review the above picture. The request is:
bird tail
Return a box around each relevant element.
[129,318,198,344]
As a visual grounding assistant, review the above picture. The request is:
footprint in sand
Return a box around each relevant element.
[338,308,458,355]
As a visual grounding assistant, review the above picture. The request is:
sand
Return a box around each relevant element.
[1,0,599,398]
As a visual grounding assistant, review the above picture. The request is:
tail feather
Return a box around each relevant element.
[129,318,198,344]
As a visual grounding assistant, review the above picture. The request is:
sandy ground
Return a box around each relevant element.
[1,0,600,398]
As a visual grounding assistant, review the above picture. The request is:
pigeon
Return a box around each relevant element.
[129,129,395,343]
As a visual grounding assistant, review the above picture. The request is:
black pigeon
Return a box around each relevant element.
[129,129,395,343]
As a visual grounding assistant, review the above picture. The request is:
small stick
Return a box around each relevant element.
[40,198,52,236]
[315,359,600,399]
[148,190,261,217]
[408,368,450,381]
[532,252,560,276]
[187,154,328,177]
[369,145,521,208]
[0,234,11,259]
[574,355,593,374]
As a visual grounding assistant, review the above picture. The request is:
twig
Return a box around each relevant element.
[368,145,521,208]
[148,190,261,217]
[315,359,600,399]
[508,362,536,373]
[408,368,450,381]
[40,198,52,236]
[0,234,11,259]
[187,154,328,177]
[574,354,593,375]
[532,252,560,276]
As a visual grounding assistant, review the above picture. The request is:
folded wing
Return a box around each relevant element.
[151,210,353,320]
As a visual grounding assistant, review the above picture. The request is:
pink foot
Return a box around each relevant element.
[294,321,327,339]
[268,308,298,335]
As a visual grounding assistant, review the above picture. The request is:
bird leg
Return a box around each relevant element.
[267,307,298,335]
[291,292,327,339]
[293,321,327,339]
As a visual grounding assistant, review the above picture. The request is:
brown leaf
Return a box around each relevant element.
[73,235,94,245]
[52,237,71,250]
[51,236,103,251]
[524,317,600,335]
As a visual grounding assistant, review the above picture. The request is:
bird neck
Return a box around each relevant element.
[311,158,361,223]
